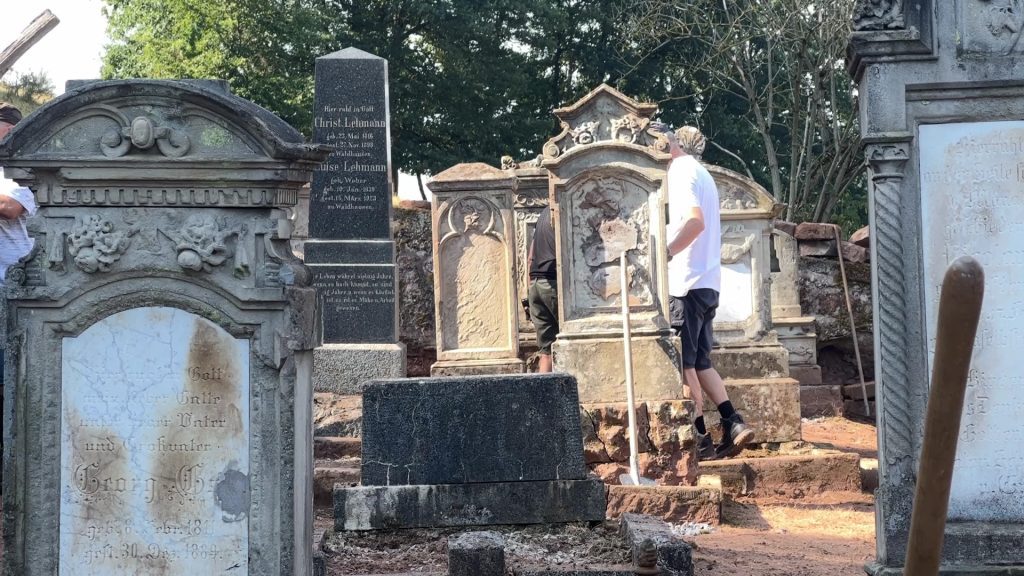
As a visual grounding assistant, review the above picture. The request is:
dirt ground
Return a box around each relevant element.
[315,416,879,575]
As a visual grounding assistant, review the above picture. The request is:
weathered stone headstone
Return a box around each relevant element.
[851,1,1024,572]
[306,47,405,393]
[0,79,327,575]
[427,163,524,375]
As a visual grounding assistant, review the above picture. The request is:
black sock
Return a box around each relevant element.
[718,401,736,420]
[694,416,707,436]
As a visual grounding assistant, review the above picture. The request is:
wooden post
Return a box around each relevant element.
[0,10,61,79]
[904,256,984,575]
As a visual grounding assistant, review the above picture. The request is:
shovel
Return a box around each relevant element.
[617,250,656,486]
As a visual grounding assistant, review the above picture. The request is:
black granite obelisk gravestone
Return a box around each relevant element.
[307,47,405,392]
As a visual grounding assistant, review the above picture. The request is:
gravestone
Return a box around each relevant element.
[0,79,327,575]
[306,47,405,393]
[333,374,605,529]
[540,85,683,403]
[850,1,1024,572]
[427,163,524,375]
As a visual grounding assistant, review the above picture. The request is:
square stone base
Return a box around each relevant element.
[801,385,843,418]
[333,478,607,530]
[430,358,525,376]
[702,378,801,443]
[552,335,683,404]
[314,343,406,394]
[866,563,1024,575]
[789,364,823,385]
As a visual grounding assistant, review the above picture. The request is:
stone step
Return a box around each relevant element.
[513,568,636,575]
[842,381,876,401]
[703,378,801,443]
[800,385,842,418]
[698,452,862,498]
[314,436,361,459]
[605,484,722,525]
[711,346,789,380]
[314,458,360,506]
[844,399,876,421]
[860,457,879,493]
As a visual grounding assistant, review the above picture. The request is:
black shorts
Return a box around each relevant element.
[669,289,718,371]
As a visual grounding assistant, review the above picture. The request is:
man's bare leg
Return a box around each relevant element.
[538,353,553,373]
[695,367,729,405]
[695,366,755,457]
[683,367,705,418]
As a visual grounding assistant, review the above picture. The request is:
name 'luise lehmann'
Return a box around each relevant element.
[315,116,387,128]
[321,161,387,172]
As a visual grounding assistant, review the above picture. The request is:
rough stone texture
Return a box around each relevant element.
[794,222,838,240]
[430,358,525,377]
[773,220,797,237]
[849,225,870,247]
[554,336,684,403]
[699,452,861,498]
[775,317,819,367]
[770,230,803,318]
[839,240,869,263]
[0,79,327,575]
[619,513,694,576]
[393,201,436,376]
[333,478,607,530]
[798,256,874,382]
[314,393,362,437]
[360,374,587,485]
[800,385,843,418]
[449,531,506,576]
[606,485,722,525]
[710,346,789,379]
[702,378,802,443]
[581,401,699,486]
[314,343,406,394]
[798,239,838,257]
[428,165,523,373]
[789,364,823,385]
[514,569,634,576]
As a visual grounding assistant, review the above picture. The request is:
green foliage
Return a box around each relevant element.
[0,70,56,115]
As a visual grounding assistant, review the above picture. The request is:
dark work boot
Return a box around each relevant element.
[715,413,755,459]
[696,431,717,461]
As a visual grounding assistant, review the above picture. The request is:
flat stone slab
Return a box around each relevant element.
[449,531,505,576]
[710,346,789,380]
[514,569,636,575]
[703,378,801,444]
[360,374,587,485]
[699,452,862,498]
[606,485,721,525]
[334,478,607,530]
[801,385,843,418]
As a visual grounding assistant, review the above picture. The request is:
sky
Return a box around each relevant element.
[1,0,426,199]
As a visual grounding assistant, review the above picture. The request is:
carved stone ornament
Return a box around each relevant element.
[541,84,662,161]
[160,214,251,277]
[611,114,649,144]
[853,0,905,31]
[4,243,42,286]
[500,155,518,170]
[66,215,135,273]
[721,225,756,264]
[100,115,191,158]
[571,121,601,145]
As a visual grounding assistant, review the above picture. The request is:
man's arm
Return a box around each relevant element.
[0,195,25,220]
[668,206,705,257]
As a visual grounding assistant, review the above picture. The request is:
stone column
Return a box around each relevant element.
[863,138,915,567]
[306,47,406,393]
[427,163,524,375]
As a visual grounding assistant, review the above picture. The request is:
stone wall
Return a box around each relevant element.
[788,223,875,386]
[393,200,436,376]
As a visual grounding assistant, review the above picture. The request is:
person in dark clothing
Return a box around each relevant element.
[527,206,558,372]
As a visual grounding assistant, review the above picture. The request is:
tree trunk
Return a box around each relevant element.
[0,10,60,78]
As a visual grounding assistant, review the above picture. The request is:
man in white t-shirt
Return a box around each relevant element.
[657,122,755,461]
[0,103,37,286]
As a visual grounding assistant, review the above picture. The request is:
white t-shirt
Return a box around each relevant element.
[0,167,38,285]
[666,155,720,296]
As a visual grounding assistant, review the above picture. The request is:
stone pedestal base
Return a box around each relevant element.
[553,334,683,404]
[313,343,406,394]
[430,357,525,377]
[702,378,801,443]
[801,384,842,418]
[789,364,823,385]
[334,478,606,530]
[710,345,790,379]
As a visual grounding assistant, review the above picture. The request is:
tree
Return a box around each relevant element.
[0,70,55,115]
[626,0,865,224]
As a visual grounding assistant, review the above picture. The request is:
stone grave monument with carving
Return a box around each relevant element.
[540,84,682,403]
[0,79,328,575]
[305,47,405,394]
[851,0,1024,572]
[426,163,524,375]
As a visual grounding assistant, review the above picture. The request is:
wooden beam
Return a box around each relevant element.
[0,10,61,79]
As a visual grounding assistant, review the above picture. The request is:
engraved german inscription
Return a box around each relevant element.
[60,307,250,574]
